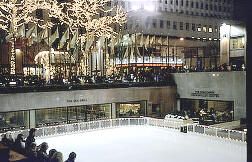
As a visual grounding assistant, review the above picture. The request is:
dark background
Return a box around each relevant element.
[234,0,252,161]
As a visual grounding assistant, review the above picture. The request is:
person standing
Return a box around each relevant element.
[25,128,36,149]
[65,152,76,162]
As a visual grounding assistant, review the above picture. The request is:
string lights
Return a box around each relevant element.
[0,0,126,75]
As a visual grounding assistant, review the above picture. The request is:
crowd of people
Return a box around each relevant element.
[0,128,76,162]
[169,107,233,125]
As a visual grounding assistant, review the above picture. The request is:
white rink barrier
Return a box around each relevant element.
[1,118,246,143]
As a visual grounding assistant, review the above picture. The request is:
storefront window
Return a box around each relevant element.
[116,103,144,118]
[230,37,245,49]
[86,104,112,121]
[35,107,67,127]
[0,111,29,132]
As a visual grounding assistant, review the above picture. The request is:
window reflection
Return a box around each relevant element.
[0,111,29,132]
[35,104,112,127]
[35,107,68,127]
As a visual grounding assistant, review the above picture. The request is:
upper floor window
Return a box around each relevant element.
[167,20,171,29]
[197,24,201,32]
[196,2,199,8]
[160,20,164,28]
[203,26,207,32]
[152,19,157,28]
[205,4,209,10]
[180,22,183,30]
[192,23,196,31]
[186,23,189,31]
[173,21,177,30]
[191,1,194,8]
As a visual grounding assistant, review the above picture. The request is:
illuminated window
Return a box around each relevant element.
[203,26,207,32]
[230,37,245,49]
[197,24,201,32]
[209,27,213,33]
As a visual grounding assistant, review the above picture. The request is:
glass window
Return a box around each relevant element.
[180,22,183,30]
[205,4,208,10]
[186,0,189,7]
[165,0,167,4]
[191,1,194,8]
[197,24,201,32]
[173,21,177,30]
[35,107,67,127]
[160,20,164,28]
[181,0,184,6]
[203,26,207,32]
[152,19,157,28]
[0,111,29,132]
[230,37,245,49]
[209,26,213,33]
[186,23,189,30]
[196,2,199,8]
[215,26,218,32]
[166,20,171,29]
[192,23,196,31]
[116,103,144,118]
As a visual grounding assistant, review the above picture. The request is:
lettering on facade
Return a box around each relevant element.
[66,98,88,103]
[191,90,219,98]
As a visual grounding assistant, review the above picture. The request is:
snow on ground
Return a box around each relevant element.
[36,126,246,162]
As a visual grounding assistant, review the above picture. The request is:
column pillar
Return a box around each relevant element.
[111,103,116,119]
[29,110,36,128]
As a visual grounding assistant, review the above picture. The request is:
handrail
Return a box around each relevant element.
[0,118,246,143]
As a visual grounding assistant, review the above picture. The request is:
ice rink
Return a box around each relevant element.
[36,126,246,162]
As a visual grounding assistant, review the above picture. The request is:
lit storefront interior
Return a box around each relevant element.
[0,104,112,132]
[116,101,146,118]
[180,99,234,125]
[0,110,29,132]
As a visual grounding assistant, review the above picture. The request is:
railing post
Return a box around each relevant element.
[228,130,230,139]
[42,127,45,137]
[215,128,218,137]
[203,126,206,135]
[128,118,130,126]
[242,132,245,142]
[78,123,80,132]
[99,120,101,129]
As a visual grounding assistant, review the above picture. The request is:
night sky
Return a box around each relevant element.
[233,0,251,21]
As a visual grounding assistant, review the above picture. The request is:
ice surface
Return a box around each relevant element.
[36,126,246,162]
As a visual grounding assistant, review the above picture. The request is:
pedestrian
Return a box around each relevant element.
[25,128,36,149]
[65,152,76,162]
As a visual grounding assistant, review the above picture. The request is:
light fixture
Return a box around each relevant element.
[180,37,184,41]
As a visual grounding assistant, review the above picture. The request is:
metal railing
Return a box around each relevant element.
[1,118,246,143]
